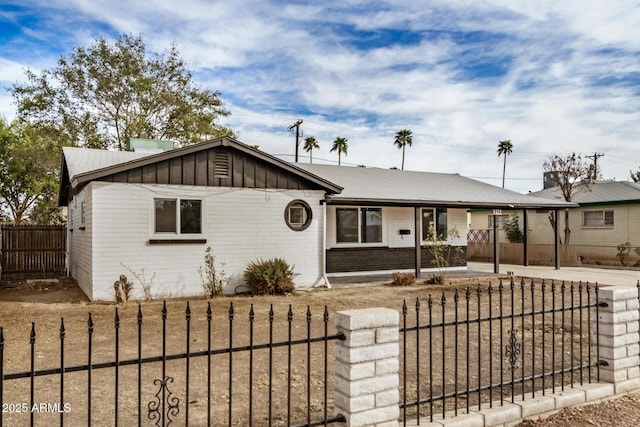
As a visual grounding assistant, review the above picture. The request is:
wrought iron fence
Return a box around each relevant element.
[0,302,346,427]
[399,277,602,424]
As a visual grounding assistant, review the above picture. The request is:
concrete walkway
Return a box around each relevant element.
[469,261,640,288]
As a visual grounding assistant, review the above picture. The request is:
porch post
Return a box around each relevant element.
[414,207,421,278]
[493,212,500,274]
[554,210,560,270]
[523,209,529,266]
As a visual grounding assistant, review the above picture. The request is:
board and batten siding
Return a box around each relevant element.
[101,147,317,191]
[80,181,324,301]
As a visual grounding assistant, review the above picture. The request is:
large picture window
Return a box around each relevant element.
[155,198,202,234]
[336,207,382,244]
[422,208,447,241]
[583,210,613,227]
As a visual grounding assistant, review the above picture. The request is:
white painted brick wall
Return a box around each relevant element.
[72,181,325,301]
[68,187,93,299]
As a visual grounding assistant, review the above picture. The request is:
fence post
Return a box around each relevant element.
[334,308,399,427]
[596,286,640,393]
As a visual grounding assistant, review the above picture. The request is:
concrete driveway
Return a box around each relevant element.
[469,261,640,288]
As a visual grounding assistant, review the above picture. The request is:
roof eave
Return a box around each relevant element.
[67,137,343,194]
[324,196,577,209]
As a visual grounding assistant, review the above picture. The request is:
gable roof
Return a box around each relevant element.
[529,181,640,206]
[59,137,342,205]
[297,164,575,209]
[59,137,576,210]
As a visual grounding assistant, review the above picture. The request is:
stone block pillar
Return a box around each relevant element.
[596,286,640,393]
[334,308,399,427]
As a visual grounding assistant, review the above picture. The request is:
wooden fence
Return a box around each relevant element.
[0,225,67,278]
[467,242,580,266]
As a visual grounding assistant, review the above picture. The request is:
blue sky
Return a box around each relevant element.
[1,0,639,193]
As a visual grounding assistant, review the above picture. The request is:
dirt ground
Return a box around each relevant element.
[1,275,640,426]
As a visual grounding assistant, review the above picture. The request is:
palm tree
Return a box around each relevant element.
[497,139,513,188]
[303,136,319,164]
[330,137,348,165]
[393,129,413,170]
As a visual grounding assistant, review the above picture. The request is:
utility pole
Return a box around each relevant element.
[586,152,604,181]
[288,119,303,162]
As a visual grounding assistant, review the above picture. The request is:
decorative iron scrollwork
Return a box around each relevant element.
[505,329,521,370]
[148,376,180,426]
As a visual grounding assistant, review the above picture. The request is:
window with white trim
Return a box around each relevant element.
[336,207,382,244]
[582,210,613,227]
[154,198,202,234]
[423,208,447,241]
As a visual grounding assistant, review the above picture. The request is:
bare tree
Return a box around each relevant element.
[543,153,592,244]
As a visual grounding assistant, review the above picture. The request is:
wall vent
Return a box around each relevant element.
[214,152,230,178]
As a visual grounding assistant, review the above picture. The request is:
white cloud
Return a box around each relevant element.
[1,0,640,191]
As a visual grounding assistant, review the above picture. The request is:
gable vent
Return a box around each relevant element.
[214,152,230,178]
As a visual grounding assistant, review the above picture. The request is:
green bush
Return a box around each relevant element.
[244,258,296,295]
[504,214,524,243]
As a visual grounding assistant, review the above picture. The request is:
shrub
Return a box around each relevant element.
[423,224,464,283]
[244,258,296,295]
[617,242,632,267]
[425,274,444,285]
[199,246,226,298]
[503,214,524,243]
[391,272,416,286]
[122,264,156,301]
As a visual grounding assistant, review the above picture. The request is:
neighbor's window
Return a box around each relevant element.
[423,208,447,241]
[285,200,312,231]
[336,207,382,244]
[155,198,202,234]
[487,215,507,229]
[583,210,614,227]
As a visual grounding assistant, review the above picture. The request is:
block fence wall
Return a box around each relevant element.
[333,285,640,427]
[597,286,640,393]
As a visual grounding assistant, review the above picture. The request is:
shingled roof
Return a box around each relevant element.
[530,180,640,205]
[59,138,575,210]
[297,164,575,209]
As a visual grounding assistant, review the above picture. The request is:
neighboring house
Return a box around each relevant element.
[528,181,640,265]
[59,137,572,301]
[469,180,640,266]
